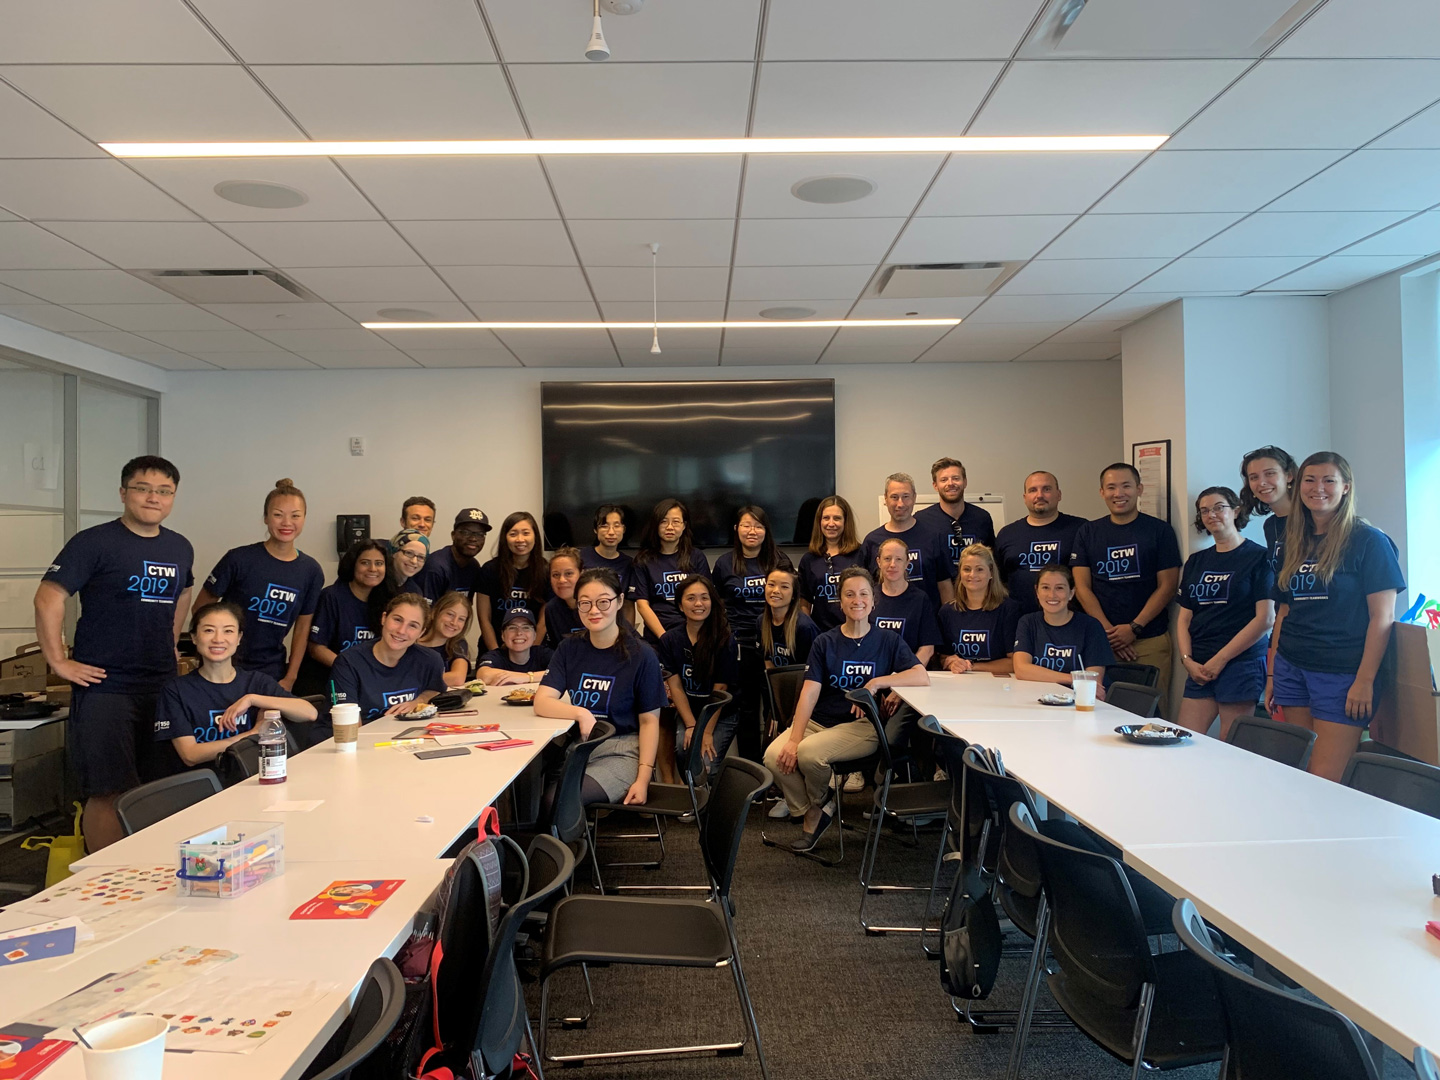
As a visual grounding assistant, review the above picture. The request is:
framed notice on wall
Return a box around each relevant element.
[1132,439,1171,523]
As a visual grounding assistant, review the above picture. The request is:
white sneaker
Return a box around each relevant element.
[767,801,791,820]
[843,771,864,793]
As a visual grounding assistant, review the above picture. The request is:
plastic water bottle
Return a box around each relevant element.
[258,710,287,785]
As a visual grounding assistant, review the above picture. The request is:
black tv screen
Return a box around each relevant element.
[541,380,836,549]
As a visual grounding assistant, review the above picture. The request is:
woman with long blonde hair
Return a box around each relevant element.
[939,544,1020,675]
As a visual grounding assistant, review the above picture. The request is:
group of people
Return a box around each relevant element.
[34,447,1403,854]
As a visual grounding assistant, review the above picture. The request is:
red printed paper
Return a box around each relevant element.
[0,1035,72,1079]
[424,722,499,735]
[289,880,403,921]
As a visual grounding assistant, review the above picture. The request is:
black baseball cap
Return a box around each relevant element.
[453,508,491,530]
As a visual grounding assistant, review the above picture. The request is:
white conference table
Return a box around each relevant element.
[895,672,1440,1058]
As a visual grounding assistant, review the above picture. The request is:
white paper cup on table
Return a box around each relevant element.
[1072,671,1098,711]
[331,702,360,752]
[80,1015,168,1080]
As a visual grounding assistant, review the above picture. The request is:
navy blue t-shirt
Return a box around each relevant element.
[1275,523,1405,674]
[994,514,1086,614]
[656,626,740,705]
[916,501,997,577]
[478,643,553,674]
[543,597,586,647]
[476,559,550,638]
[309,582,377,656]
[797,550,863,632]
[408,546,481,601]
[205,542,324,679]
[764,611,818,667]
[1070,513,1182,636]
[43,519,195,694]
[425,638,470,674]
[1015,611,1114,673]
[579,547,634,597]
[1263,513,1288,584]
[712,553,771,648]
[628,550,712,633]
[153,668,288,745]
[860,524,951,608]
[872,584,942,656]
[803,625,920,728]
[330,642,447,722]
[1178,540,1274,664]
[540,634,667,736]
[939,600,1021,664]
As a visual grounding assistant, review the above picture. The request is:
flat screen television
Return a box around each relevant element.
[541,379,836,549]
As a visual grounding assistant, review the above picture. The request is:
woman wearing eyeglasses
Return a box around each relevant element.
[534,568,667,808]
[1176,488,1275,738]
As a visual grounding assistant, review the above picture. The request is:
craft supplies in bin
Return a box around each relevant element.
[175,822,284,898]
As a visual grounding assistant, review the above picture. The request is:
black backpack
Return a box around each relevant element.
[937,746,1004,1001]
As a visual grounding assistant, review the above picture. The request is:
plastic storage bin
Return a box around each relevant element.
[175,821,284,898]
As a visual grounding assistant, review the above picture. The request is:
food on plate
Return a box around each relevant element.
[504,686,538,704]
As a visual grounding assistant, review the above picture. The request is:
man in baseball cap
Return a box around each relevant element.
[409,508,491,601]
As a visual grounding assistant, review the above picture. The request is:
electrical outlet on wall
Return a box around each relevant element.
[349,436,365,456]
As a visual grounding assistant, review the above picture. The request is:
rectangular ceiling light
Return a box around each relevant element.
[102,135,1167,158]
[363,320,962,330]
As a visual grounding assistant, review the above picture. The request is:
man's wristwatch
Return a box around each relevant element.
[1128,621,1143,636]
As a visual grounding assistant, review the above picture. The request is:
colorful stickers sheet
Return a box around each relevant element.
[290,879,404,920]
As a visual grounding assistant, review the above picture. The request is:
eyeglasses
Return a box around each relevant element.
[397,549,426,562]
[576,595,619,612]
[1198,504,1234,518]
[125,484,176,498]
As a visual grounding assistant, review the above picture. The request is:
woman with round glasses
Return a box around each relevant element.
[1176,487,1275,738]
[388,528,429,594]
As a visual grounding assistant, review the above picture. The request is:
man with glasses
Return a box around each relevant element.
[409,507,490,601]
[34,455,194,852]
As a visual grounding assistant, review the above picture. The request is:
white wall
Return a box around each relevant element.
[159,360,1124,582]
[1119,302,1189,539]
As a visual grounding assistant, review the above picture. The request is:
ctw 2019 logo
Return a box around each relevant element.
[572,673,614,715]
[830,660,875,689]
[128,561,179,603]
[250,582,298,626]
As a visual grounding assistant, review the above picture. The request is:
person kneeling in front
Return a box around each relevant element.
[763,567,929,853]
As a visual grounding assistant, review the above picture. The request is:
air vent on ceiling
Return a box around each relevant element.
[127,268,319,304]
[877,262,1016,299]
[1020,0,1324,58]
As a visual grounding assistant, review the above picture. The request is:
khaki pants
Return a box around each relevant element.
[763,718,877,815]
[1131,632,1174,717]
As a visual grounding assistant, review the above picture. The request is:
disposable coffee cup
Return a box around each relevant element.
[1072,671,1098,711]
[80,1014,168,1080]
[331,702,360,752]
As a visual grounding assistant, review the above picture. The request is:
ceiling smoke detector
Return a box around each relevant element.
[791,176,876,205]
[602,0,645,12]
[375,307,441,322]
[214,180,308,209]
[758,306,817,321]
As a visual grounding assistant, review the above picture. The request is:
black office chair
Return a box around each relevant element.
[762,663,807,739]
[1105,663,1159,690]
[1172,898,1381,1080]
[1106,681,1162,719]
[539,757,771,1078]
[1226,715,1317,769]
[216,726,302,787]
[298,957,406,1080]
[115,770,222,835]
[1341,751,1440,819]
[1009,803,1225,1080]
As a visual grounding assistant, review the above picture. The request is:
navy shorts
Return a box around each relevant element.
[68,690,160,798]
[1183,651,1266,704]
[1271,653,1365,726]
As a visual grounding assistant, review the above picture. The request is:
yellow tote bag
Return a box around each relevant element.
[21,801,85,888]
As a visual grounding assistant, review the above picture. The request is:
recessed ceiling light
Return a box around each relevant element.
[362,319,960,330]
[102,135,1168,158]
[375,307,441,322]
[213,180,309,208]
[758,306,818,320]
[791,176,875,205]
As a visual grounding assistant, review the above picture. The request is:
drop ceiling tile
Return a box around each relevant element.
[511,63,752,139]
[0,223,109,270]
[598,301,727,321]
[1191,211,1410,257]
[0,83,104,158]
[729,264,875,301]
[752,62,1000,137]
[67,304,239,332]
[393,220,577,267]
[1,66,303,142]
[372,327,503,349]
[820,347,927,364]
[436,264,592,303]
[491,328,615,357]
[724,298,853,321]
[515,352,622,369]
[140,328,277,352]
[826,323,953,352]
[584,266,729,303]
[733,218,905,267]
[1271,0,1440,58]
[484,0,763,62]
[254,328,393,351]
[919,153,1149,217]
[849,297,984,318]
[1015,341,1121,362]
[971,60,1247,137]
[763,0,1043,60]
[742,154,944,219]
[196,352,319,370]
[282,266,459,302]
[0,0,229,62]
[570,219,735,268]
[1048,321,1126,343]
[301,351,422,369]
[219,222,422,267]
[1091,150,1346,213]
[716,326,837,350]
[120,350,217,370]
[1259,255,1421,291]
[720,346,826,365]
[913,345,1017,363]
[1089,293,1191,321]
[253,65,524,140]
[612,327,722,354]
[0,269,183,304]
[333,301,475,324]
[409,350,521,369]
[1140,256,1312,292]
[0,303,115,332]
[1039,213,1244,259]
[1342,211,1440,256]
[0,160,196,221]
[1266,150,1440,212]
[190,0,495,62]
[198,303,358,330]
[546,156,742,219]
[1000,258,1168,295]
[918,323,1065,363]
[465,300,603,321]
[1372,101,1440,149]
[620,349,722,367]
[43,221,264,268]
[63,329,189,354]
[0,210,14,222]
[129,159,380,221]
[342,157,557,220]
[891,215,1075,263]
[0,282,43,303]
[965,295,1114,322]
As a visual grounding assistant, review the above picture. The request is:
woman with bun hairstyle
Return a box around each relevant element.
[192,479,324,689]
[1268,453,1405,781]
[476,511,550,652]
[1239,445,1299,576]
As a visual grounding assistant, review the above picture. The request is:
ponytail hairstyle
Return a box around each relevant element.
[759,566,802,662]
[1192,486,1250,535]
[676,575,731,688]
[575,567,636,662]
[635,498,696,572]
[495,511,549,613]
[730,505,790,575]
[264,477,306,515]
[807,495,860,556]
[189,598,245,637]
[1237,445,1297,521]
[425,591,473,663]
[1280,452,1358,588]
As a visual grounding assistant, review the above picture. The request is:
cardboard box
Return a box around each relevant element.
[0,644,47,681]
[1369,623,1438,765]
[0,674,45,697]
[0,749,66,830]
[0,717,65,775]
